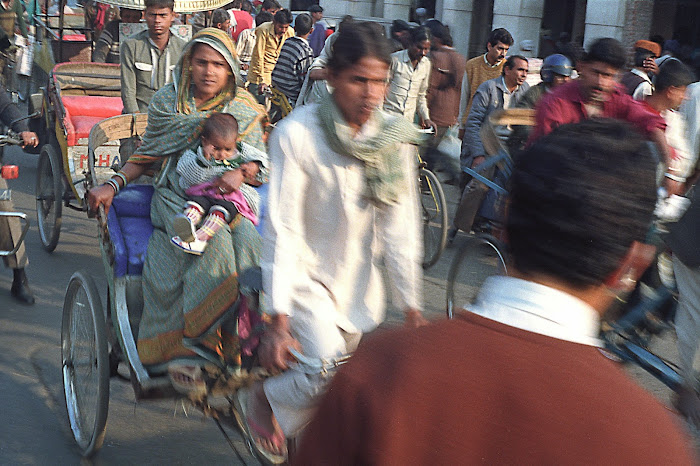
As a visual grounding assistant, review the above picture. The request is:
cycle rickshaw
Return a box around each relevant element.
[31,61,124,252]
[61,114,278,461]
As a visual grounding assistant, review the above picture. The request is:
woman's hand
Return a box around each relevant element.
[214,169,244,194]
[87,183,116,216]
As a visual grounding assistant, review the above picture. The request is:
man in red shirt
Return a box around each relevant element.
[532,38,680,193]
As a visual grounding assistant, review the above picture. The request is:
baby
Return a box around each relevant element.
[171,112,269,255]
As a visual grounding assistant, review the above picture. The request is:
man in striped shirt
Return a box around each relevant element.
[271,13,314,107]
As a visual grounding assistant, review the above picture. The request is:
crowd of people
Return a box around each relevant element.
[0,0,699,462]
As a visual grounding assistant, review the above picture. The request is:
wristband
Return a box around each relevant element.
[114,171,128,187]
[664,172,686,183]
[106,178,120,194]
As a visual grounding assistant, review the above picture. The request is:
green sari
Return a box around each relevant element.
[130,28,267,373]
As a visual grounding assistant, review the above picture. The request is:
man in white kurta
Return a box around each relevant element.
[261,101,423,437]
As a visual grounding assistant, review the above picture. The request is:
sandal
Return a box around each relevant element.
[233,386,287,465]
[167,363,207,396]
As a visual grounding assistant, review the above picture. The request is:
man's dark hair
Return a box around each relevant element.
[240,0,253,13]
[145,0,174,10]
[255,10,273,26]
[582,37,626,69]
[390,19,411,35]
[294,13,313,36]
[655,59,696,92]
[425,20,452,47]
[633,47,656,67]
[408,26,431,45]
[202,112,239,142]
[502,54,527,76]
[337,15,354,33]
[328,21,391,74]
[260,0,280,11]
[211,8,229,26]
[273,8,293,25]
[507,119,657,288]
[487,28,513,47]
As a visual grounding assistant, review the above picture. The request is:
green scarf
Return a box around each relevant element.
[318,94,425,205]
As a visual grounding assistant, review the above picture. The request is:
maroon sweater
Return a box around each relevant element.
[295,312,695,465]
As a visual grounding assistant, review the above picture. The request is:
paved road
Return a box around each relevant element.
[0,144,695,463]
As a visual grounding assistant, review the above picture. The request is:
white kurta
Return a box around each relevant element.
[262,103,422,333]
[261,103,423,435]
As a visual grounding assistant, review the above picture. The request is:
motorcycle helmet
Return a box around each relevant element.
[540,54,573,83]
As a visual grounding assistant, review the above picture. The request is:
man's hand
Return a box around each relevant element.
[259,83,269,95]
[643,57,659,75]
[87,183,117,216]
[19,131,38,148]
[241,63,249,71]
[214,169,244,194]
[259,315,302,372]
[423,119,438,135]
[404,309,428,328]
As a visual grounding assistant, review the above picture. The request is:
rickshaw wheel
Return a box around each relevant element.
[420,168,448,269]
[61,271,110,457]
[36,144,63,252]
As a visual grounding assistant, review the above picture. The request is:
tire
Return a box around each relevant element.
[36,144,63,252]
[419,168,448,269]
[446,234,507,319]
[61,271,110,457]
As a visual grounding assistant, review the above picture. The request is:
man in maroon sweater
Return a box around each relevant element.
[294,119,695,464]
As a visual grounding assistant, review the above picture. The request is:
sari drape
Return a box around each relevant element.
[132,28,267,372]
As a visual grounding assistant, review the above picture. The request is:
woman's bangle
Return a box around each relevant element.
[114,171,128,187]
[106,178,120,194]
[664,172,686,183]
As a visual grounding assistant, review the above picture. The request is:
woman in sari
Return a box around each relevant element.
[88,28,267,385]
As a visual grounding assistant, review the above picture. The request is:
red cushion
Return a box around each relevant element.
[61,96,123,146]
[63,115,104,146]
[62,33,87,41]
[62,95,123,120]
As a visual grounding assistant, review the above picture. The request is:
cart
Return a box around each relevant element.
[32,62,129,252]
[60,114,275,460]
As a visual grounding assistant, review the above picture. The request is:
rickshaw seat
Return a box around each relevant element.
[62,95,124,146]
[107,185,154,277]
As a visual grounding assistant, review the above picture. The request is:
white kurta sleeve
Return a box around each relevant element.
[261,122,309,317]
[376,144,423,311]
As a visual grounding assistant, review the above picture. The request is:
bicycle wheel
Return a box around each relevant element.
[419,168,448,269]
[36,144,63,252]
[446,234,507,319]
[61,271,110,457]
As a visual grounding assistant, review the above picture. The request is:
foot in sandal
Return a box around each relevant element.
[235,381,287,464]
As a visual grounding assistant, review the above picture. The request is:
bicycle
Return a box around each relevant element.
[417,132,448,269]
[444,109,527,314]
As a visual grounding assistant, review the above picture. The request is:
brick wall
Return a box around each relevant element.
[622,0,654,50]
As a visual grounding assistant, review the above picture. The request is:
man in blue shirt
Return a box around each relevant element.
[307,5,325,57]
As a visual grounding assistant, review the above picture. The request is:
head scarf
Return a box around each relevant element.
[174,27,242,114]
[130,28,262,164]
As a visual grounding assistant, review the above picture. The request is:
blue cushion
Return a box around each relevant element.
[255,183,268,236]
[107,185,154,277]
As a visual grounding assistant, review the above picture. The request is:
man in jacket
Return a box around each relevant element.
[450,54,529,239]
